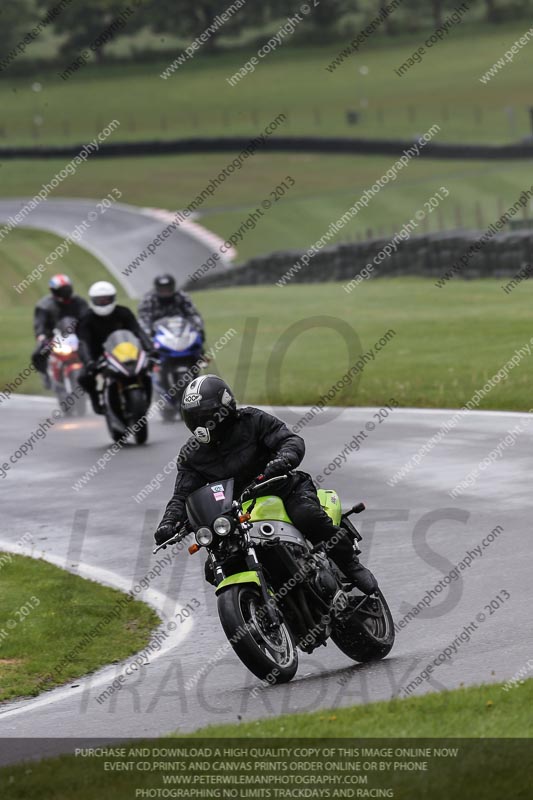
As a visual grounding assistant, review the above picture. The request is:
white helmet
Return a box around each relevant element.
[89,281,116,316]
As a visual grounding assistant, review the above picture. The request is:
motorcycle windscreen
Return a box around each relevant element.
[55,316,79,337]
[154,316,200,352]
[186,478,234,528]
[103,329,141,363]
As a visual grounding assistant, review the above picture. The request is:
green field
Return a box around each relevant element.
[1,153,532,263]
[1,21,532,145]
[0,553,158,701]
[1,679,531,799]
[0,228,128,396]
[2,229,532,411]
[2,21,533,265]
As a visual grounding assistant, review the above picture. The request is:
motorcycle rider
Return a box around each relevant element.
[138,274,205,343]
[32,274,88,383]
[154,375,378,594]
[77,280,154,414]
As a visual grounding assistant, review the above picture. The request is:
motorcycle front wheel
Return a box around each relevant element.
[217,585,298,683]
[126,387,149,445]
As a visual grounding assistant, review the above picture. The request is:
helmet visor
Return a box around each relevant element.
[92,294,116,307]
[51,285,73,301]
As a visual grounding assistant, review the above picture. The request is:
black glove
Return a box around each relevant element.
[154,522,176,546]
[85,360,97,376]
[261,456,292,481]
[35,335,49,353]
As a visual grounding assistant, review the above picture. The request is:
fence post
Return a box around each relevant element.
[475,202,484,229]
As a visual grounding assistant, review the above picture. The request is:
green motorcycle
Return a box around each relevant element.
[154,474,394,684]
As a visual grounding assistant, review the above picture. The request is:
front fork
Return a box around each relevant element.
[210,530,280,627]
[243,535,280,627]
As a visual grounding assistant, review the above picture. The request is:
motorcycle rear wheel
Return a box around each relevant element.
[217,585,298,683]
[161,405,178,422]
[331,589,395,663]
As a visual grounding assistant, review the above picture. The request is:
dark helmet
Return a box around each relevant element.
[49,274,73,303]
[181,375,237,444]
[154,273,176,302]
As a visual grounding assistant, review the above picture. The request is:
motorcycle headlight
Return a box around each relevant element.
[213,516,232,536]
[196,527,213,546]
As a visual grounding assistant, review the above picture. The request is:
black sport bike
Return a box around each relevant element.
[97,329,152,444]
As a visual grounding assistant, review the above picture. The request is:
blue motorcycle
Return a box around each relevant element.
[152,316,204,421]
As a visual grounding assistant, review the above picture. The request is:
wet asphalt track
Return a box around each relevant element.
[1,397,531,764]
[0,198,229,296]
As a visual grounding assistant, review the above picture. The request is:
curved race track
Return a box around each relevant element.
[0,198,232,296]
[0,398,531,764]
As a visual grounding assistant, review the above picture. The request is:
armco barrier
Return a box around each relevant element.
[3,136,533,160]
[184,229,533,290]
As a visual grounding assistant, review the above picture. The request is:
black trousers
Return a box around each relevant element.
[277,473,355,564]
[31,342,48,375]
[77,367,96,395]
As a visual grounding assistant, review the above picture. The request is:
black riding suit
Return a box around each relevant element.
[32,295,88,373]
[77,305,153,411]
[158,406,357,570]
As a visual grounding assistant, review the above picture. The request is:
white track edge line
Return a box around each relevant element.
[0,539,192,721]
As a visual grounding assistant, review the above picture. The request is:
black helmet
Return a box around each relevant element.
[154,273,176,302]
[181,375,237,444]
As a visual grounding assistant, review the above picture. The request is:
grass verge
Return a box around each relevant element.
[193,678,533,738]
[0,552,159,701]
[0,679,531,799]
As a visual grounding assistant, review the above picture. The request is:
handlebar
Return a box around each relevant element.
[152,524,188,555]
[240,473,292,503]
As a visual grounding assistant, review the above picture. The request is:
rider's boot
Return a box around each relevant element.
[340,557,378,594]
[325,529,379,594]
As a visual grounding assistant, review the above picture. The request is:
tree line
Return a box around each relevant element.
[2,0,531,66]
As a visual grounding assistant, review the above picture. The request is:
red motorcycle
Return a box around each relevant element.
[47,317,86,417]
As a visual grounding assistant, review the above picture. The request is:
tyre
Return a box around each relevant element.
[72,392,87,417]
[331,589,395,663]
[69,370,86,417]
[134,417,148,444]
[217,585,298,683]
[62,394,86,418]
[126,388,149,445]
[56,388,68,415]
[161,404,177,422]
[105,412,123,443]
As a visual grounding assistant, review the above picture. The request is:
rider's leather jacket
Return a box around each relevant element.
[159,407,305,528]
[33,295,88,339]
[138,290,204,337]
[77,305,153,363]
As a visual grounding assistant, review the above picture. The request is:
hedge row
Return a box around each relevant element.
[3,135,533,160]
[188,228,533,291]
